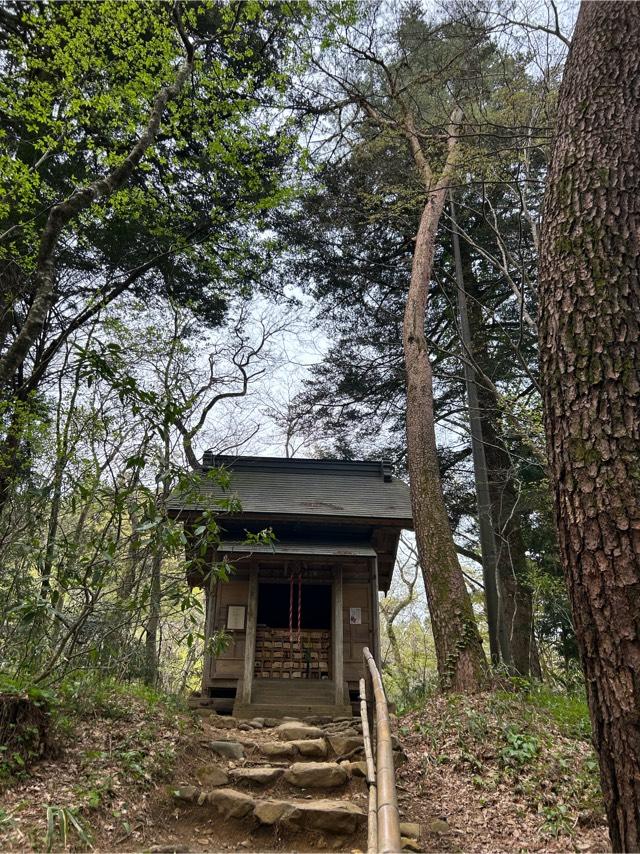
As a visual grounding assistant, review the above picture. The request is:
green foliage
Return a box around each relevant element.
[57,675,185,722]
[500,728,540,766]
[44,805,92,852]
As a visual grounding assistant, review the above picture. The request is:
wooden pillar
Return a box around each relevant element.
[241,567,258,704]
[333,566,344,705]
[371,556,381,668]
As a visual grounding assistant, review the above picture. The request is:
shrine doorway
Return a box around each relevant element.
[255,581,331,679]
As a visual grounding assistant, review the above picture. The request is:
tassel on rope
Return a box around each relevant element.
[289,572,294,644]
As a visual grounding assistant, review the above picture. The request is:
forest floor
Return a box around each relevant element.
[396,689,608,853]
[0,680,609,853]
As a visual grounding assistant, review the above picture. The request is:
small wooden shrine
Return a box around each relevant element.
[168,454,412,718]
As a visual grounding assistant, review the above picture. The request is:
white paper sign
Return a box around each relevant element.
[227,605,246,630]
[349,607,362,625]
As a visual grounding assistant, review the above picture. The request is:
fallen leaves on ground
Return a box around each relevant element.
[395,690,609,853]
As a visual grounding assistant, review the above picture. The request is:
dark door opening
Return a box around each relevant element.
[257,582,331,630]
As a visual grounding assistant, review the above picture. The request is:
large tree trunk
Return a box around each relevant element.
[476,380,537,676]
[450,193,502,667]
[457,209,538,677]
[404,187,487,692]
[539,3,640,849]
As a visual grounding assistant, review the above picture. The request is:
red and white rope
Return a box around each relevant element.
[289,573,294,643]
[297,572,302,645]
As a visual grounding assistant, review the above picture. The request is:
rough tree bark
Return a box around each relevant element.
[539,3,640,849]
[403,112,487,691]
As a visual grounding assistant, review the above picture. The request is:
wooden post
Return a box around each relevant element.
[241,567,258,704]
[333,566,344,705]
[371,556,381,669]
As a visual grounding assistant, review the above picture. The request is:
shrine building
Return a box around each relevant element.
[168,454,413,719]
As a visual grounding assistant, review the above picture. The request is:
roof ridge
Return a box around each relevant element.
[202,452,394,481]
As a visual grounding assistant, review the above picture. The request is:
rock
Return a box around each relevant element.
[327,733,364,756]
[401,837,422,852]
[205,788,255,819]
[285,799,366,834]
[248,719,264,729]
[254,798,365,835]
[428,819,450,834]
[210,740,244,760]
[400,822,421,840]
[151,846,191,853]
[229,767,284,785]
[196,764,229,788]
[284,762,348,788]
[323,724,351,735]
[304,715,333,725]
[275,722,324,741]
[291,737,327,758]
[342,760,367,778]
[393,749,407,768]
[172,785,198,802]
[212,717,238,730]
[259,740,297,758]
[238,723,252,731]
[253,799,291,825]
[263,717,280,727]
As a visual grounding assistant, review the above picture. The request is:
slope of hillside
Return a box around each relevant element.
[0,681,609,853]
[396,688,608,852]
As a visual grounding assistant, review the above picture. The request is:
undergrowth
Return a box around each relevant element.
[402,683,603,841]
[0,675,192,851]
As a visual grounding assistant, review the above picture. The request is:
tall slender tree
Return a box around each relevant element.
[539,3,640,848]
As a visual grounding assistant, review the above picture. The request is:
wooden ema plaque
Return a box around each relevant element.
[254,627,330,679]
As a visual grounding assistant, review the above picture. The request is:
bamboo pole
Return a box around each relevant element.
[360,677,377,853]
[363,647,401,854]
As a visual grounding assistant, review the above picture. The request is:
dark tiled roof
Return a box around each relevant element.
[167,455,412,525]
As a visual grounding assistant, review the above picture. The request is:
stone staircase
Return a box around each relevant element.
[232,680,353,720]
[172,712,421,852]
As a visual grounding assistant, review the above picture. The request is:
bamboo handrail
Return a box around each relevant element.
[359,677,378,853]
[362,647,402,854]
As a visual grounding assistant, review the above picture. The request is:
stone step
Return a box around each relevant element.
[174,787,366,836]
[258,737,327,759]
[274,722,325,740]
[283,761,348,788]
[228,766,284,786]
[232,702,353,719]
[254,796,365,835]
